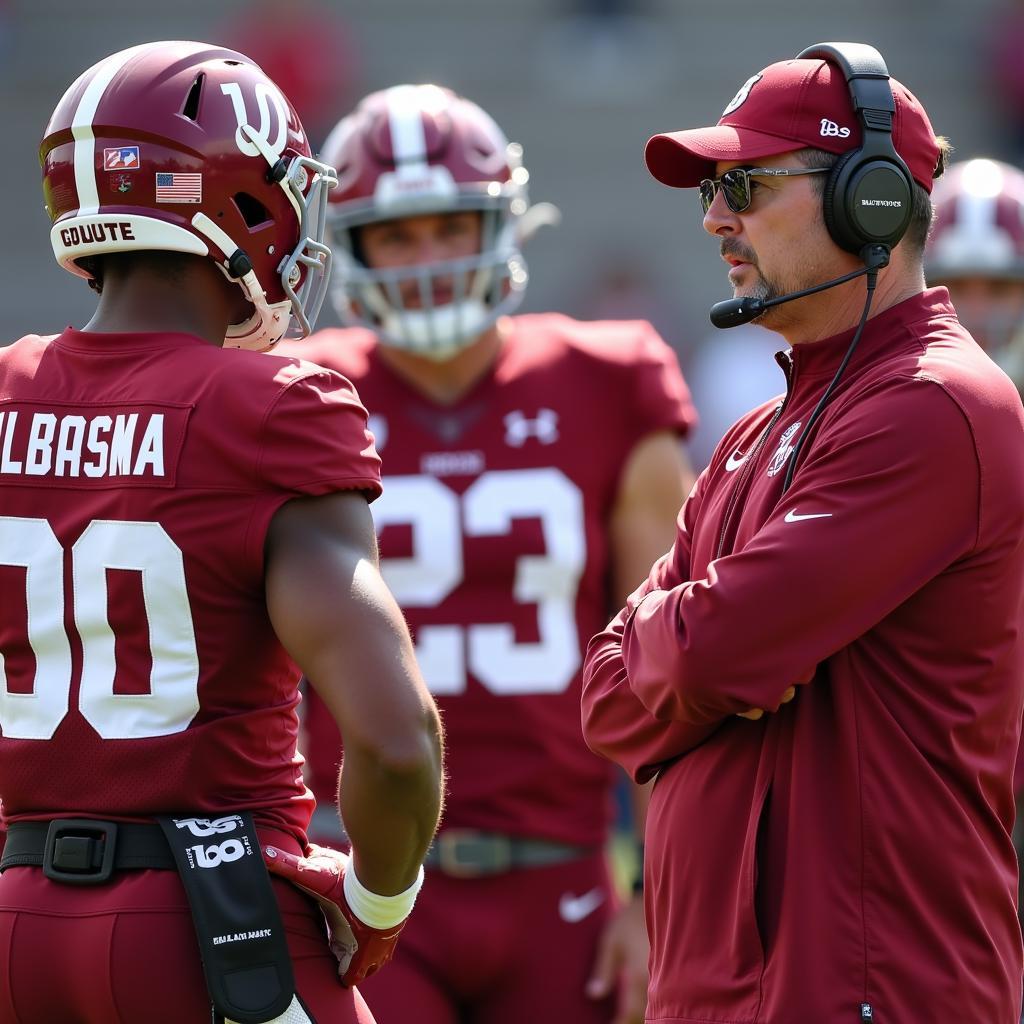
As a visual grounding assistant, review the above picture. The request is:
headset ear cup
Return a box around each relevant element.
[823,153,914,254]
[847,159,914,250]
[822,150,862,253]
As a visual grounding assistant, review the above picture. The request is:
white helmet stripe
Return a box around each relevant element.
[954,159,1005,240]
[955,190,997,239]
[385,85,429,177]
[69,42,159,215]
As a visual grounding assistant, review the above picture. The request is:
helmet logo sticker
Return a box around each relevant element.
[155,172,202,204]
[109,173,134,194]
[221,80,289,161]
[103,147,140,170]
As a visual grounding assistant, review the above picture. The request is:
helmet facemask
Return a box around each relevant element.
[201,126,338,352]
[329,187,529,359]
[320,84,558,358]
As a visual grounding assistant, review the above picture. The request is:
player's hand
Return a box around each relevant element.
[585,894,648,1024]
[262,843,407,987]
[736,684,798,721]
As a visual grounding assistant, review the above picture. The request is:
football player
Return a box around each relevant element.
[279,84,697,1024]
[0,42,442,1023]
[926,157,1024,390]
[926,157,1024,957]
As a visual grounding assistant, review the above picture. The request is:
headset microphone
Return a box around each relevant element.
[709,245,890,329]
[708,295,767,329]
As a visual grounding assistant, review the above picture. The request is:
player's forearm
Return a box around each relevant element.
[339,719,443,895]
[326,571,444,893]
[265,493,445,894]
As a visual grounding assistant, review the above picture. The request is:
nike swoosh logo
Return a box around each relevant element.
[725,449,747,472]
[558,887,605,923]
[784,509,833,523]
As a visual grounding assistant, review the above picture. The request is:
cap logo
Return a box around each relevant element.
[820,118,851,139]
[721,74,762,117]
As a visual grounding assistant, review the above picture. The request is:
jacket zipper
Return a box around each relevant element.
[715,401,785,560]
[860,1004,873,1021]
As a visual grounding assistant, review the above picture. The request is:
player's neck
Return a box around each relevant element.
[375,324,506,405]
[83,264,238,346]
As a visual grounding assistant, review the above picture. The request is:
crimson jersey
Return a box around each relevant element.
[285,314,695,845]
[0,329,380,843]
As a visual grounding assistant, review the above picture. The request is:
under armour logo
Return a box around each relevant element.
[504,409,559,447]
[820,118,851,138]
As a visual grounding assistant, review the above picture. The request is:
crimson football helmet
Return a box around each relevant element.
[41,40,337,351]
[321,84,557,358]
[926,157,1024,384]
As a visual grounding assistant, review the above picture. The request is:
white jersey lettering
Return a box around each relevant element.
[0,410,166,479]
[26,413,57,475]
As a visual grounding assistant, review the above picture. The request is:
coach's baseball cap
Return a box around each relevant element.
[645,58,941,193]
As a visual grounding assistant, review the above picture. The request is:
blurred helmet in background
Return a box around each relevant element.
[321,84,557,359]
[926,157,1024,386]
[41,40,337,351]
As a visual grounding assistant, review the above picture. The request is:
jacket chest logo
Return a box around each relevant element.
[765,421,801,477]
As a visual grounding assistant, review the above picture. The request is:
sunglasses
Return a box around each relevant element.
[699,166,832,214]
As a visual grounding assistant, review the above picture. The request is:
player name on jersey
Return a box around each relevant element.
[0,407,173,480]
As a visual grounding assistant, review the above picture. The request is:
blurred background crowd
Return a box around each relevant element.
[2,0,1023,468]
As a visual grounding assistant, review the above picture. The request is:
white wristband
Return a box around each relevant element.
[343,864,425,930]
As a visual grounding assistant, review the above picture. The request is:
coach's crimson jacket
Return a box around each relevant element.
[582,289,1024,1024]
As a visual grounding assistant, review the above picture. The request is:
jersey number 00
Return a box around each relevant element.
[0,516,199,740]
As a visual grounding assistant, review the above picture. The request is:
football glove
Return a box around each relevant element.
[262,842,418,987]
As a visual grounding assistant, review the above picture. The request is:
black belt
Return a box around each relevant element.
[4,815,297,1020]
[1,819,175,884]
[424,830,596,878]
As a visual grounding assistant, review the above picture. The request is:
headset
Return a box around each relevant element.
[779,43,915,492]
[797,41,915,259]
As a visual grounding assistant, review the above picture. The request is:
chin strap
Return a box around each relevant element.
[191,212,289,351]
